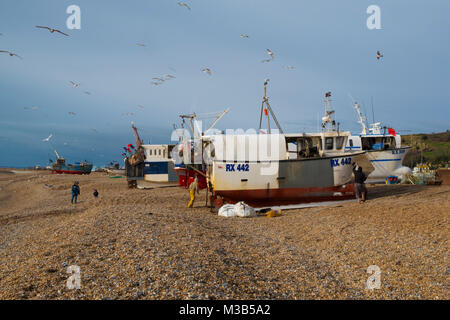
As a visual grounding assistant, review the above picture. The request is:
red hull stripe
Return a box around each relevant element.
[215,184,355,206]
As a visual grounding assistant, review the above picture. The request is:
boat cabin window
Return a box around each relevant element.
[325,137,334,150]
[349,139,353,147]
[336,136,345,150]
[285,136,321,159]
[361,136,396,150]
[149,150,153,156]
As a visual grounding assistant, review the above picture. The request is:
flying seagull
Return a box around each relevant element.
[284,65,295,70]
[151,81,161,86]
[35,26,69,36]
[0,50,22,59]
[91,128,98,133]
[152,77,165,83]
[165,74,176,80]
[376,51,384,60]
[137,105,144,110]
[122,112,134,116]
[136,43,146,47]
[202,67,212,75]
[84,91,91,95]
[177,2,191,10]
[68,112,76,116]
[261,58,272,63]
[240,34,249,38]
[69,81,79,88]
[266,49,274,59]
[42,134,52,142]
[24,106,38,110]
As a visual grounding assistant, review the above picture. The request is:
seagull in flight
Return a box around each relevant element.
[91,128,98,133]
[202,67,212,75]
[68,112,76,116]
[137,105,145,110]
[240,34,249,38]
[35,26,69,36]
[0,50,22,59]
[84,91,91,95]
[177,2,191,10]
[376,50,384,60]
[165,74,176,80]
[24,106,38,110]
[152,77,165,83]
[122,112,134,116]
[151,81,161,86]
[69,81,79,88]
[42,134,52,142]
[284,65,295,70]
[261,58,272,63]
[266,49,274,59]
[136,43,146,47]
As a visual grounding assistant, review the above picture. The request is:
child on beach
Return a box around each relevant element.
[71,181,80,204]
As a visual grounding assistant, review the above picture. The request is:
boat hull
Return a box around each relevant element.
[215,184,355,207]
[212,153,362,206]
[51,163,93,175]
[365,147,410,183]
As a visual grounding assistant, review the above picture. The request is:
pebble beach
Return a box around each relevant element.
[0,169,448,300]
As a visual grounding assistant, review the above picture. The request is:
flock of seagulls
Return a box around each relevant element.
[69,80,93,96]
[3,2,387,155]
[151,74,176,86]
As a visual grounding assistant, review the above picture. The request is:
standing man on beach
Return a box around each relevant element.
[353,165,367,204]
[187,175,199,208]
[71,181,80,204]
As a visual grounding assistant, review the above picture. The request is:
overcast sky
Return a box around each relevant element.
[1,0,449,167]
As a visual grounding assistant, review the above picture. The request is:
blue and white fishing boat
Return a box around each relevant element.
[344,102,411,183]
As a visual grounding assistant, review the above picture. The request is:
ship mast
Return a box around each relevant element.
[131,122,145,159]
[321,91,336,132]
[54,149,61,159]
[354,102,368,135]
[258,79,283,134]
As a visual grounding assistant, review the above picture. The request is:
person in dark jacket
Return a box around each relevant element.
[93,189,99,198]
[353,165,367,204]
[71,181,80,204]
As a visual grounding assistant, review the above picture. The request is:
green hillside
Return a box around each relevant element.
[401,131,450,168]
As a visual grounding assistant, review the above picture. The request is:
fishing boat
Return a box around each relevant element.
[206,132,366,207]
[125,123,178,188]
[202,81,369,207]
[345,101,411,183]
[50,150,93,175]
